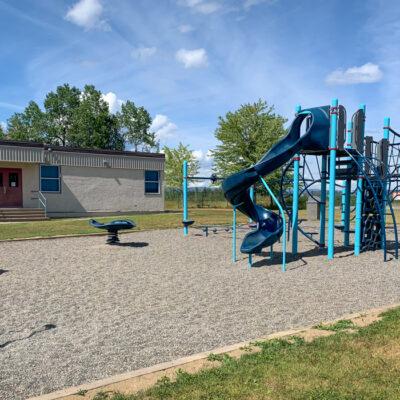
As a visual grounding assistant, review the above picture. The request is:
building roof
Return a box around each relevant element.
[0,140,165,159]
[0,140,165,170]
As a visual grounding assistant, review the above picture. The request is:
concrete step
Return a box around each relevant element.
[0,208,48,222]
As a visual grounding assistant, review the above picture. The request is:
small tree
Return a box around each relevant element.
[212,99,287,206]
[7,101,47,142]
[163,143,200,207]
[0,124,5,139]
[118,100,156,151]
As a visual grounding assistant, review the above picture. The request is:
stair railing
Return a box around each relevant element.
[38,191,47,218]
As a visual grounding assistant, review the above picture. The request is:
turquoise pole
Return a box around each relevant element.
[319,155,327,247]
[328,98,339,260]
[232,206,237,262]
[354,104,366,256]
[248,254,252,269]
[341,186,346,228]
[292,104,301,255]
[343,121,352,246]
[259,176,286,271]
[183,160,189,236]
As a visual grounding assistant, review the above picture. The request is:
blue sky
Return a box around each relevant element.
[0,0,399,170]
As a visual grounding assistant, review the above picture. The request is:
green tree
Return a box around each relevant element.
[44,84,81,146]
[212,99,287,204]
[163,143,200,207]
[69,85,124,150]
[7,101,46,142]
[0,124,5,139]
[118,100,156,152]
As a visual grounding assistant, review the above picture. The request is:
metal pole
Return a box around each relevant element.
[183,160,189,236]
[354,104,366,256]
[328,98,339,260]
[343,121,352,246]
[259,176,286,272]
[383,117,390,227]
[292,104,301,255]
[232,206,237,262]
[320,155,327,247]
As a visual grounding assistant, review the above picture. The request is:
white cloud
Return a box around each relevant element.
[101,92,124,113]
[243,0,274,9]
[65,0,109,31]
[193,149,213,162]
[151,114,177,140]
[176,48,208,68]
[326,63,383,85]
[178,24,194,33]
[131,46,157,61]
[179,0,221,14]
[0,121,6,131]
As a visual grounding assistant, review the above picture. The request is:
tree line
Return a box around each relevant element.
[0,84,157,152]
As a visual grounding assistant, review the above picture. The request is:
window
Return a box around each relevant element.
[0,173,3,187]
[9,172,19,187]
[145,170,160,194]
[40,165,60,193]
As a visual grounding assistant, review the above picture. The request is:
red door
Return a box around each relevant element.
[0,168,23,207]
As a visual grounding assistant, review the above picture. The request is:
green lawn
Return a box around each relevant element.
[94,307,400,400]
[0,209,249,241]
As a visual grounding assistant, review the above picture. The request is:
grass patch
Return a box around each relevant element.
[314,319,358,332]
[94,307,400,400]
[0,209,248,241]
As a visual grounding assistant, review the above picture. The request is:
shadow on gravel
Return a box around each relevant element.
[114,242,149,248]
[251,245,353,270]
[0,269,9,275]
[0,324,56,349]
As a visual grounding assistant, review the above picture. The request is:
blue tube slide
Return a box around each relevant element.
[222,106,331,255]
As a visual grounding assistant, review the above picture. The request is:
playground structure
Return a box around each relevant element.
[184,99,400,271]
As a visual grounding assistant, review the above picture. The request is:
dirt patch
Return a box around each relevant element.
[295,328,336,342]
[351,312,382,328]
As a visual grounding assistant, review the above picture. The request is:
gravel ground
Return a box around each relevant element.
[1,227,400,399]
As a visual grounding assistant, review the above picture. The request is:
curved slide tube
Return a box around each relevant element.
[222,106,330,255]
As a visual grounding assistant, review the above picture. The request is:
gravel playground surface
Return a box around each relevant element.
[1,226,400,399]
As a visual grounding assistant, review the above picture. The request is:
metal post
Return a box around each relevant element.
[319,155,327,247]
[183,160,189,236]
[248,254,252,269]
[259,176,286,272]
[382,117,390,234]
[232,206,237,262]
[292,104,301,255]
[343,121,352,246]
[328,98,339,260]
[354,104,366,256]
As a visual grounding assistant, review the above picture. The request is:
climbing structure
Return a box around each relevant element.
[278,102,399,262]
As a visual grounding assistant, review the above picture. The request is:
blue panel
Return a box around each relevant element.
[41,179,60,192]
[145,170,159,181]
[145,182,159,193]
[41,165,59,179]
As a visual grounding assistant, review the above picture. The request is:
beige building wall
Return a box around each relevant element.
[45,165,164,217]
[0,162,39,208]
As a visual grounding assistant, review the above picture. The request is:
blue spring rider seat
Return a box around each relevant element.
[89,219,136,244]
